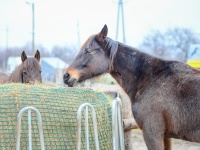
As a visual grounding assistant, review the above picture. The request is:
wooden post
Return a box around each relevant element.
[119,90,138,150]
[90,83,138,149]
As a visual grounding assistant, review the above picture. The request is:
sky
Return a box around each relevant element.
[0,0,200,51]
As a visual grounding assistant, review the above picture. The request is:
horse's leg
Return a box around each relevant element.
[142,115,165,150]
[164,137,171,150]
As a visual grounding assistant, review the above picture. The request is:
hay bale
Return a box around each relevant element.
[0,83,112,150]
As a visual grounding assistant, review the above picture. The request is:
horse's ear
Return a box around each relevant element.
[97,24,108,41]
[35,50,40,61]
[21,51,27,62]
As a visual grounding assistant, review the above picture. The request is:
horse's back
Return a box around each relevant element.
[172,61,200,94]
[155,61,200,100]
[173,60,200,74]
[0,72,11,83]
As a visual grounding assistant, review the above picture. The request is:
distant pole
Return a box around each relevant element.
[116,0,126,44]
[26,1,35,55]
[6,25,8,51]
[77,21,81,48]
[32,2,35,55]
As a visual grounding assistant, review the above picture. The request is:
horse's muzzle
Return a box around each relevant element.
[63,73,78,87]
[63,73,70,81]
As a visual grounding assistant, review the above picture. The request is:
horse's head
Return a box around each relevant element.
[21,50,42,83]
[63,25,117,87]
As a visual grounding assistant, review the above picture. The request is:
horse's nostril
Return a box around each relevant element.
[64,73,70,80]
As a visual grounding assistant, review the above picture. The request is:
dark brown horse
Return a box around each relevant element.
[0,50,42,84]
[63,25,200,150]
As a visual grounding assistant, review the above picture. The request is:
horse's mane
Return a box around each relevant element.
[105,37,118,72]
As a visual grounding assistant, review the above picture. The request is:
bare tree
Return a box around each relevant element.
[165,28,200,62]
[0,47,22,68]
[140,27,200,62]
[22,42,50,57]
[51,45,78,64]
[140,30,167,57]
[0,44,50,71]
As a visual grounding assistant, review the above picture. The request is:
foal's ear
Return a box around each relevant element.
[35,50,40,61]
[21,51,27,62]
[97,24,108,41]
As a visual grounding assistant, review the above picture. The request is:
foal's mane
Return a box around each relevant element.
[105,37,118,72]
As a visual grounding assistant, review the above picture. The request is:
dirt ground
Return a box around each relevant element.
[132,129,200,150]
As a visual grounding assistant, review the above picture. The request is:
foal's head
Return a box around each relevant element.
[20,50,42,83]
[63,25,114,87]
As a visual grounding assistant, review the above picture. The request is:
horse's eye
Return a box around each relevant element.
[86,48,93,54]
[23,71,27,75]
[40,70,42,73]
[82,64,87,68]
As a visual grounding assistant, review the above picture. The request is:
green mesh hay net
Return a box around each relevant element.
[0,83,112,150]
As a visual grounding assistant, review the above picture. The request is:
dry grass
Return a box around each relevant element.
[132,129,200,150]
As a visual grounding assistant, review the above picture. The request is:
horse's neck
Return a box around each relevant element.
[110,43,167,100]
[9,65,22,83]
